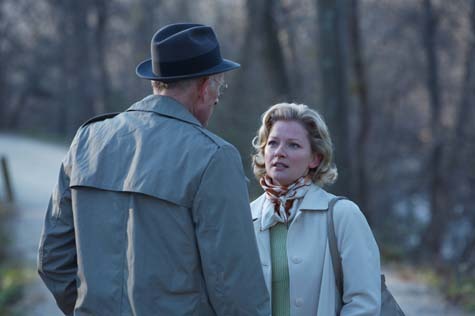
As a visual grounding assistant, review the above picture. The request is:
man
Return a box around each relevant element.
[38,23,270,315]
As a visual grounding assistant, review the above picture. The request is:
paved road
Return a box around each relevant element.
[1,133,473,316]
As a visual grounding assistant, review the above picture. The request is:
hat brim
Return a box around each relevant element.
[136,58,240,82]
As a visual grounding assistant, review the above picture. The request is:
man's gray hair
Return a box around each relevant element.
[151,78,199,92]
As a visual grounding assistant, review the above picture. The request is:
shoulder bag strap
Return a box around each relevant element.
[327,196,347,297]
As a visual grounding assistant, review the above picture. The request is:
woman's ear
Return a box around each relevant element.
[309,153,322,169]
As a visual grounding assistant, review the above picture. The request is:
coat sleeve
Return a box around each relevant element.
[192,144,270,316]
[37,161,77,315]
[335,200,381,316]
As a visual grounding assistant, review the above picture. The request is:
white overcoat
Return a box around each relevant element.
[251,184,381,316]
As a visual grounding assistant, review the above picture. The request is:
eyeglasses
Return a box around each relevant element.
[211,78,228,96]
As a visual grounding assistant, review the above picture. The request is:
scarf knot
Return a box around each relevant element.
[259,175,311,230]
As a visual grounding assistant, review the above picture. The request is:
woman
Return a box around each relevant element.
[251,103,381,316]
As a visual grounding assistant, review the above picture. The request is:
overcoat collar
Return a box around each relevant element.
[298,184,331,211]
[250,183,334,297]
[251,184,332,222]
[127,95,202,127]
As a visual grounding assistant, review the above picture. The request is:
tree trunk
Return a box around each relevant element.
[70,1,95,129]
[130,0,161,97]
[451,0,475,265]
[279,2,303,98]
[177,0,192,21]
[215,0,292,196]
[261,0,292,99]
[51,0,95,135]
[316,0,351,196]
[0,4,4,129]
[241,0,291,100]
[0,2,12,129]
[0,61,5,130]
[348,0,372,223]
[92,0,110,114]
[420,0,448,260]
[228,0,292,129]
[453,0,475,144]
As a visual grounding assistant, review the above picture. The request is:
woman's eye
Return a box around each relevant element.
[289,143,300,148]
[268,140,277,146]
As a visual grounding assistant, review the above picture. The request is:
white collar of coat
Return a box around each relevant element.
[251,183,333,221]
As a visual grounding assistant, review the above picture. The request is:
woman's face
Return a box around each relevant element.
[264,120,320,186]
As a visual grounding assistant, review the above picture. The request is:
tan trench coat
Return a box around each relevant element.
[251,184,381,316]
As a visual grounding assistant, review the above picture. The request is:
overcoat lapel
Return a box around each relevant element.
[298,185,330,212]
[290,184,330,226]
[252,196,272,297]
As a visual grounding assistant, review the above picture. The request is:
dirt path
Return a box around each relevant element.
[1,133,473,316]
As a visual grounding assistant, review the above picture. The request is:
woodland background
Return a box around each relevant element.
[0,0,474,308]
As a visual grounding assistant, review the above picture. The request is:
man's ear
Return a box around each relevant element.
[197,77,210,99]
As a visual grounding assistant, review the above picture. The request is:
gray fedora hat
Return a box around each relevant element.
[136,23,240,82]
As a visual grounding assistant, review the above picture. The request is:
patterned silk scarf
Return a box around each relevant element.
[259,175,312,230]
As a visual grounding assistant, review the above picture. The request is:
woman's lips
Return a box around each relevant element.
[273,162,288,169]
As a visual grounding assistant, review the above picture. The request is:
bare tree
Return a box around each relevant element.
[348,0,372,223]
[245,0,292,99]
[316,0,351,196]
[0,1,6,129]
[70,1,96,129]
[451,0,475,268]
[91,0,111,114]
[420,0,448,260]
[277,1,305,98]
[0,0,23,129]
[212,0,293,194]
[46,0,96,135]
[453,0,475,148]
[129,0,162,98]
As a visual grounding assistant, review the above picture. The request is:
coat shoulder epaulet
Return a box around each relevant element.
[80,112,121,128]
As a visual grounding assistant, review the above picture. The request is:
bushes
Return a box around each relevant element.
[446,274,475,312]
[0,207,27,316]
[0,268,26,315]
[420,265,475,313]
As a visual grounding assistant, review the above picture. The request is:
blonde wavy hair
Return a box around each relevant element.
[252,102,338,186]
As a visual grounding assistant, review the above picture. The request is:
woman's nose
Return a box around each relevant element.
[274,144,286,157]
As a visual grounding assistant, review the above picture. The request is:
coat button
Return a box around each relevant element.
[295,298,303,307]
[292,256,302,264]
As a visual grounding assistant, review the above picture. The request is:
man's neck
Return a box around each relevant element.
[155,90,194,111]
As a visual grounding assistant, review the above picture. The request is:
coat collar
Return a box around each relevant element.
[127,95,202,127]
[298,184,333,211]
[251,184,334,221]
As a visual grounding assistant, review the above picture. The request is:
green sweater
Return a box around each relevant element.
[270,223,290,316]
